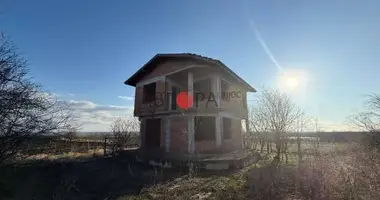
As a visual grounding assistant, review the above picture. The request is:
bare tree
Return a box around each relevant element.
[63,126,80,142]
[0,32,77,164]
[62,125,81,152]
[249,88,303,161]
[109,117,140,155]
[351,94,380,147]
[292,114,313,160]
[249,105,271,152]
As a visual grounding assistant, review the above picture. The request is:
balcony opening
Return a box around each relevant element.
[194,79,211,108]
[221,80,230,101]
[143,82,156,103]
[171,86,178,110]
[195,116,216,141]
[145,118,161,148]
[223,117,232,139]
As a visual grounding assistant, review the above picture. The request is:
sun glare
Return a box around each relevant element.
[286,77,299,89]
[277,70,307,91]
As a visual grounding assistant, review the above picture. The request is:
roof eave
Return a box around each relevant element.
[249,87,257,93]
[124,53,257,92]
[123,54,165,87]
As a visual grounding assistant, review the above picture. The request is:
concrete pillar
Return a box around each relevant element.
[188,117,195,153]
[212,75,221,107]
[216,115,222,148]
[167,83,172,111]
[188,72,194,108]
[188,72,195,153]
[164,117,171,152]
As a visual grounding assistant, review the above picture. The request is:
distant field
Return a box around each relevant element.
[14,135,140,158]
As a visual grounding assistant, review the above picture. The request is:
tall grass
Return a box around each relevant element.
[120,144,380,200]
[246,144,380,200]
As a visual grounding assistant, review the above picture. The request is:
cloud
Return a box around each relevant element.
[66,100,132,112]
[118,96,134,101]
[58,99,135,132]
[312,120,359,132]
[42,92,76,98]
[35,92,60,101]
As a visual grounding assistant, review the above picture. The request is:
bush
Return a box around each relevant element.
[246,144,380,200]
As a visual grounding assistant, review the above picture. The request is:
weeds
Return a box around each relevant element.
[245,144,380,200]
[2,143,380,200]
[121,144,380,200]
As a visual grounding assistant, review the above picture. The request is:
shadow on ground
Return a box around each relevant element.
[0,153,191,200]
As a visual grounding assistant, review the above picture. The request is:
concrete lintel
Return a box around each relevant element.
[166,78,186,90]
[136,76,165,87]
[219,112,244,120]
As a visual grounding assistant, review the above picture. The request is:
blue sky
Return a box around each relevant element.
[1,0,379,131]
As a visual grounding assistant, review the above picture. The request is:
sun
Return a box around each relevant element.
[285,77,299,89]
[277,69,307,91]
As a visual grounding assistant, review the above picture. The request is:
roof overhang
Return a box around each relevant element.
[124,53,257,92]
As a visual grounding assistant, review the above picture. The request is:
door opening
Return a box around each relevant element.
[145,118,161,148]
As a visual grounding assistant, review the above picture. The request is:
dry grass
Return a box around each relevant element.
[120,158,271,200]
[246,144,380,200]
[2,143,380,200]
[25,148,104,161]
[121,144,380,200]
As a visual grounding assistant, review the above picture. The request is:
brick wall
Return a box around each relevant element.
[132,58,248,153]
[169,116,188,152]
[140,60,192,81]
[222,118,243,152]
[139,119,146,148]
[195,140,217,153]
[160,118,165,149]
[140,116,243,153]
[133,60,250,119]
[167,116,243,153]
[134,86,143,116]
[220,82,248,119]
[168,116,219,153]
[134,80,167,116]
[134,60,192,117]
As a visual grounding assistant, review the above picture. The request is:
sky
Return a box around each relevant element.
[1,0,379,132]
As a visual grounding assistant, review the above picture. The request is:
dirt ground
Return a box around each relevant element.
[3,143,370,200]
[0,153,188,200]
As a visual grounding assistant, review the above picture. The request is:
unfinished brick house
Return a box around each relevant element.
[124,53,256,156]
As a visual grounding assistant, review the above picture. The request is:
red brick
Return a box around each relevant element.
[169,116,188,152]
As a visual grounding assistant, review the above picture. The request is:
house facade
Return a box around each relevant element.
[124,53,256,154]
